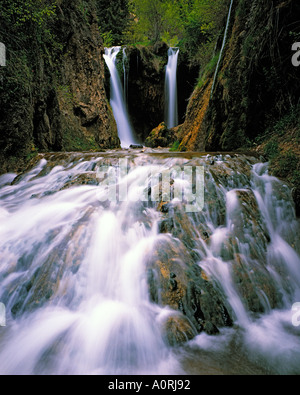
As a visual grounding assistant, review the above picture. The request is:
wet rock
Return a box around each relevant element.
[11,302,23,318]
[203,321,219,336]
[169,273,178,291]
[158,217,175,234]
[146,237,233,339]
[232,253,282,313]
[145,122,176,148]
[130,145,144,149]
[60,173,99,190]
[163,315,197,347]
[147,268,159,304]
[228,189,271,256]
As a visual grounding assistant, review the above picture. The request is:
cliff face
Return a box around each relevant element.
[181,0,300,151]
[0,0,119,174]
[177,0,300,214]
[55,1,119,150]
[126,44,168,142]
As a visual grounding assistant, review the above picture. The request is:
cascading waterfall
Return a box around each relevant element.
[210,0,234,98]
[165,47,180,129]
[123,47,129,105]
[0,151,299,375]
[103,47,137,148]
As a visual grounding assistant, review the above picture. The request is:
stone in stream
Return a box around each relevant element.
[163,315,197,346]
[129,144,144,149]
[146,236,233,341]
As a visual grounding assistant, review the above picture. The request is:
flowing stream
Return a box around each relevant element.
[103,47,137,148]
[0,150,299,375]
[165,48,179,129]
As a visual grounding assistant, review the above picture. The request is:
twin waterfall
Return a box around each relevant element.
[104,46,180,146]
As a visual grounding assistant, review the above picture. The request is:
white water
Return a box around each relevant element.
[0,154,185,375]
[0,152,299,375]
[211,0,234,98]
[103,47,137,148]
[123,47,129,105]
[165,48,179,129]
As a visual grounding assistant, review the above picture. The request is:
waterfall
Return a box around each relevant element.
[210,0,234,98]
[0,151,299,375]
[165,47,179,129]
[103,47,137,148]
[123,47,129,105]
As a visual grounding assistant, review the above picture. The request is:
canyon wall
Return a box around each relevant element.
[180,0,300,152]
[0,0,119,174]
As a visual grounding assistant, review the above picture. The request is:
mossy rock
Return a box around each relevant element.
[146,236,233,338]
[163,315,197,346]
[145,122,176,148]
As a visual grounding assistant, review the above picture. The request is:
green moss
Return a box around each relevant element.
[62,128,99,152]
[169,141,180,152]
[271,151,298,179]
[197,52,220,89]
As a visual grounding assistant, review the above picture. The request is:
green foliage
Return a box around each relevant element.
[264,138,280,161]
[169,140,180,152]
[272,151,298,179]
[125,0,230,66]
[180,0,226,58]
[100,30,114,47]
[197,52,219,88]
[0,0,60,65]
[62,131,99,152]
[96,0,131,45]
[128,0,165,44]
[257,105,300,146]
[0,0,57,29]
[161,32,179,48]
[272,106,300,138]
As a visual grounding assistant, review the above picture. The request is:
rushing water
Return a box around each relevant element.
[165,48,179,129]
[123,47,129,106]
[103,47,137,148]
[0,150,299,375]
